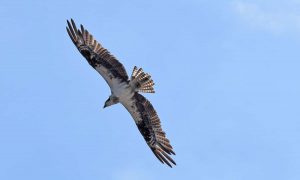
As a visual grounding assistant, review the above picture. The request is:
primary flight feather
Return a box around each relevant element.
[66,19,176,167]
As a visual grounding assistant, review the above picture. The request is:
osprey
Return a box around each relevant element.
[66,19,176,167]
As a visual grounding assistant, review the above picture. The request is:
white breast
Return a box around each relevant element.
[95,65,134,102]
[111,78,134,102]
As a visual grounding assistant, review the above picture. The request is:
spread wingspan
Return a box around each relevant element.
[122,93,176,167]
[66,19,176,168]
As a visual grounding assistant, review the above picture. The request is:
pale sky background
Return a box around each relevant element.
[1,0,300,179]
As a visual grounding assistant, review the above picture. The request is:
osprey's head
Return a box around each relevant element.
[103,95,119,108]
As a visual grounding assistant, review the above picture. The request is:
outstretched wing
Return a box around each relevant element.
[66,19,129,86]
[122,93,176,167]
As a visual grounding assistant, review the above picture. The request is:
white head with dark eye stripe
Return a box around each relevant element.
[103,95,119,108]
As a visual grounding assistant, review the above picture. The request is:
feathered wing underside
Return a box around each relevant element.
[130,66,155,93]
[66,19,128,82]
[123,93,176,167]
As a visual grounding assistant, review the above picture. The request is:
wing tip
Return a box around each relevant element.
[152,147,176,168]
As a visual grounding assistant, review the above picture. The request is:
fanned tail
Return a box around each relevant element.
[130,66,155,93]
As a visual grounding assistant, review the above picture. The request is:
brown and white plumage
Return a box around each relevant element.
[66,19,176,167]
[123,93,176,167]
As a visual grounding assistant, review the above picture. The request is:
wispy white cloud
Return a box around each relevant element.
[232,1,300,33]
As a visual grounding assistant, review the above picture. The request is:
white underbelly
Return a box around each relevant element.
[111,79,134,102]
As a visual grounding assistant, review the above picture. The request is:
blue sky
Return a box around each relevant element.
[1,0,300,179]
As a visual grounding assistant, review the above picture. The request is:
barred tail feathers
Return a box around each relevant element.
[130,66,155,93]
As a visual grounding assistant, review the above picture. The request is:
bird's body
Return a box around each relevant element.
[112,81,133,103]
[66,19,176,167]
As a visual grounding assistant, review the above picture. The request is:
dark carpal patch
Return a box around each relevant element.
[79,46,127,82]
[134,93,153,143]
[136,120,152,142]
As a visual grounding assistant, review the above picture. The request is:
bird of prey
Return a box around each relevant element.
[66,19,176,167]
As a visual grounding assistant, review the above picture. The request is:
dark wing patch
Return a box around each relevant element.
[66,19,128,81]
[133,93,176,167]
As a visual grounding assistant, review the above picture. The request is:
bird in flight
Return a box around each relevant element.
[66,19,176,167]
